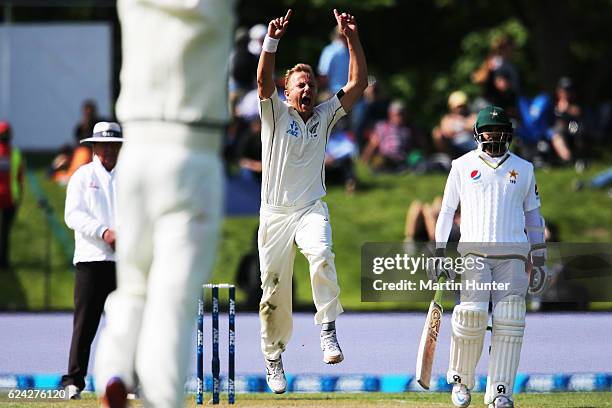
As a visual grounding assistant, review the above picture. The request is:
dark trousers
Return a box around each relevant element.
[0,207,16,268]
[61,261,116,390]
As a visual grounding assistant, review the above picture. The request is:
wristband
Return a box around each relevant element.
[262,35,279,53]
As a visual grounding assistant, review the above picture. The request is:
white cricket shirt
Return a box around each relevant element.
[440,150,540,246]
[65,155,117,264]
[259,91,346,207]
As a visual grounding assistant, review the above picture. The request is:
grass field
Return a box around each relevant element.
[2,154,611,311]
[1,392,611,407]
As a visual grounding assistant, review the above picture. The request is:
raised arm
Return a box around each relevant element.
[257,9,292,100]
[334,9,368,112]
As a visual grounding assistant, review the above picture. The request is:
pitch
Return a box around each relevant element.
[1,392,611,407]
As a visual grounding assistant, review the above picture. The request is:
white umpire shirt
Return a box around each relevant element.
[259,91,346,207]
[65,155,117,264]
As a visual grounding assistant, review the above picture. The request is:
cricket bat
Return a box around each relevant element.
[415,277,445,390]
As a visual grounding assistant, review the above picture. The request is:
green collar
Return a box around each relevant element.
[478,152,510,169]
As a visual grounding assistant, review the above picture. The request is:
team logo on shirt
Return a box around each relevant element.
[287,120,301,137]
[89,181,99,189]
[508,169,518,184]
[308,121,320,138]
[470,170,481,181]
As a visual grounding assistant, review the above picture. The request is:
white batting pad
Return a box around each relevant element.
[447,304,488,389]
[485,295,526,404]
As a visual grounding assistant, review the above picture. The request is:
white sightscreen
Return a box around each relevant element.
[0,23,112,150]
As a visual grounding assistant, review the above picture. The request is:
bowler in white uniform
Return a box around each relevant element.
[256,9,367,393]
[429,106,549,408]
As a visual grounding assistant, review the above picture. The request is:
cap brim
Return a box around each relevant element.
[80,137,123,143]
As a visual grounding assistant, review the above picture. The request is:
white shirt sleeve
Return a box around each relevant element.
[523,164,541,212]
[259,90,287,142]
[320,94,346,131]
[525,207,545,244]
[435,162,461,246]
[64,171,107,240]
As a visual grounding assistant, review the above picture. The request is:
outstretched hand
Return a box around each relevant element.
[334,9,358,38]
[268,9,292,39]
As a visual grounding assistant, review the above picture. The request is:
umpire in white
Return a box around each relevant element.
[61,122,122,400]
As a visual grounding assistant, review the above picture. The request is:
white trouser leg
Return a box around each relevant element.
[138,142,222,408]
[258,211,298,360]
[447,302,489,389]
[295,201,343,325]
[95,130,223,407]
[485,295,526,405]
[94,140,154,394]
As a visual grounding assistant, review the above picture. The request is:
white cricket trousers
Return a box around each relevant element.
[259,200,344,360]
[94,124,223,408]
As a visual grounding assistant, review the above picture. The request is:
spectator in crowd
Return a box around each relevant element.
[247,24,267,56]
[51,100,104,185]
[318,27,350,94]
[482,68,519,119]
[550,77,586,164]
[404,196,460,243]
[514,92,555,166]
[432,91,477,158]
[61,122,122,400]
[361,100,421,172]
[74,100,100,143]
[472,35,520,94]
[352,80,390,149]
[325,117,357,192]
[575,167,612,192]
[0,121,24,269]
[229,27,258,115]
[235,116,263,183]
[51,144,93,185]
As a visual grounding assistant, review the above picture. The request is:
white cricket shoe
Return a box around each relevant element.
[320,330,344,364]
[64,384,81,400]
[451,383,471,407]
[265,357,287,394]
[488,395,514,408]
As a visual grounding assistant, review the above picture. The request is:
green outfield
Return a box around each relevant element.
[2,154,612,310]
[1,392,612,407]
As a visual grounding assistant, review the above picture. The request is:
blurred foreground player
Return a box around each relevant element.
[256,9,367,393]
[94,1,234,407]
[428,106,548,408]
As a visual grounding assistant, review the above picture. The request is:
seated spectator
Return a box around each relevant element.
[575,167,612,192]
[361,101,421,172]
[483,68,519,119]
[432,91,477,158]
[550,77,587,164]
[51,100,101,185]
[51,144,92,186]
[472,35,520,94]
[514,93,555,165]
[235,116,263,183]
[352,80,390,149]
[229,27,258,116]
[325,117,357,192]
[404,196,460,242]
